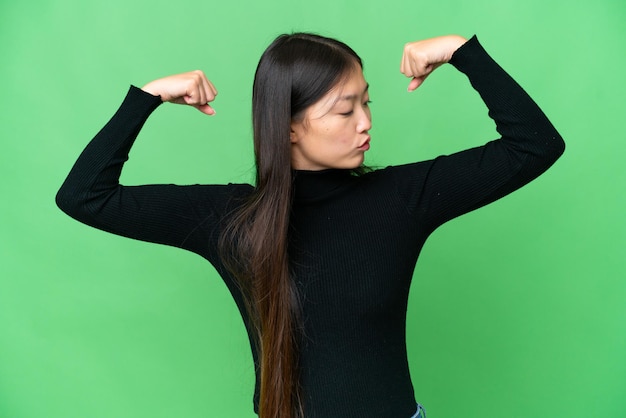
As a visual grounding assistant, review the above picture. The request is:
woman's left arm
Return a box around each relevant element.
[396,35,565,230]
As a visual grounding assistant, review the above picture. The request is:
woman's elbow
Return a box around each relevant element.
[55,184,88,222]
[551,133,566,162]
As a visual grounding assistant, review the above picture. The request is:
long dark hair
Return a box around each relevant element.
[219,33,362,418]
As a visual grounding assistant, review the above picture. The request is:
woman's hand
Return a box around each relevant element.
[142,70,218,115]
[401,35,468,91]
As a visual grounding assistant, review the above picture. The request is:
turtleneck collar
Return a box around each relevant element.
[293,169,355,204]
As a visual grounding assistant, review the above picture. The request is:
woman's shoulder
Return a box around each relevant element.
[183,182,255,203]
[364,160,433,181]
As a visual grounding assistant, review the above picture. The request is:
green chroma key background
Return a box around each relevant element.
[1,1,624,417]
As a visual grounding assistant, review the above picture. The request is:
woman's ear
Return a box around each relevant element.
[290,122,301,144]
[290,128,297,144]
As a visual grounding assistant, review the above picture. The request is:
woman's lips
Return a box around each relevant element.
[358,137,371,151]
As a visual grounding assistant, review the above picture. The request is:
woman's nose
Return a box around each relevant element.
[357,107,372,132]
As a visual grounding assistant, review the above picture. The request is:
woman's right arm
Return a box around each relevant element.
[141,70,217,115]
[56,72,243,257]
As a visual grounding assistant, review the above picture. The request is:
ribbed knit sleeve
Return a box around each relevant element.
[56,86,251,259]
[390,35,565,232]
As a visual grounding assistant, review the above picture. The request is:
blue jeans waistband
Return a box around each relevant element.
[410,403,426,418]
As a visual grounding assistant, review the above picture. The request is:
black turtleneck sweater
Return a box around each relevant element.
[56,36,564,417]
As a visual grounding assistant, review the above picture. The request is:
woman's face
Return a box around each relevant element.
[290,67,371,170]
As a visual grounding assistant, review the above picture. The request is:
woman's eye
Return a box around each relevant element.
[338,100,370,116]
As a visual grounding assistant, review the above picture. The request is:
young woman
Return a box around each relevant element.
[56,33,564,418]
